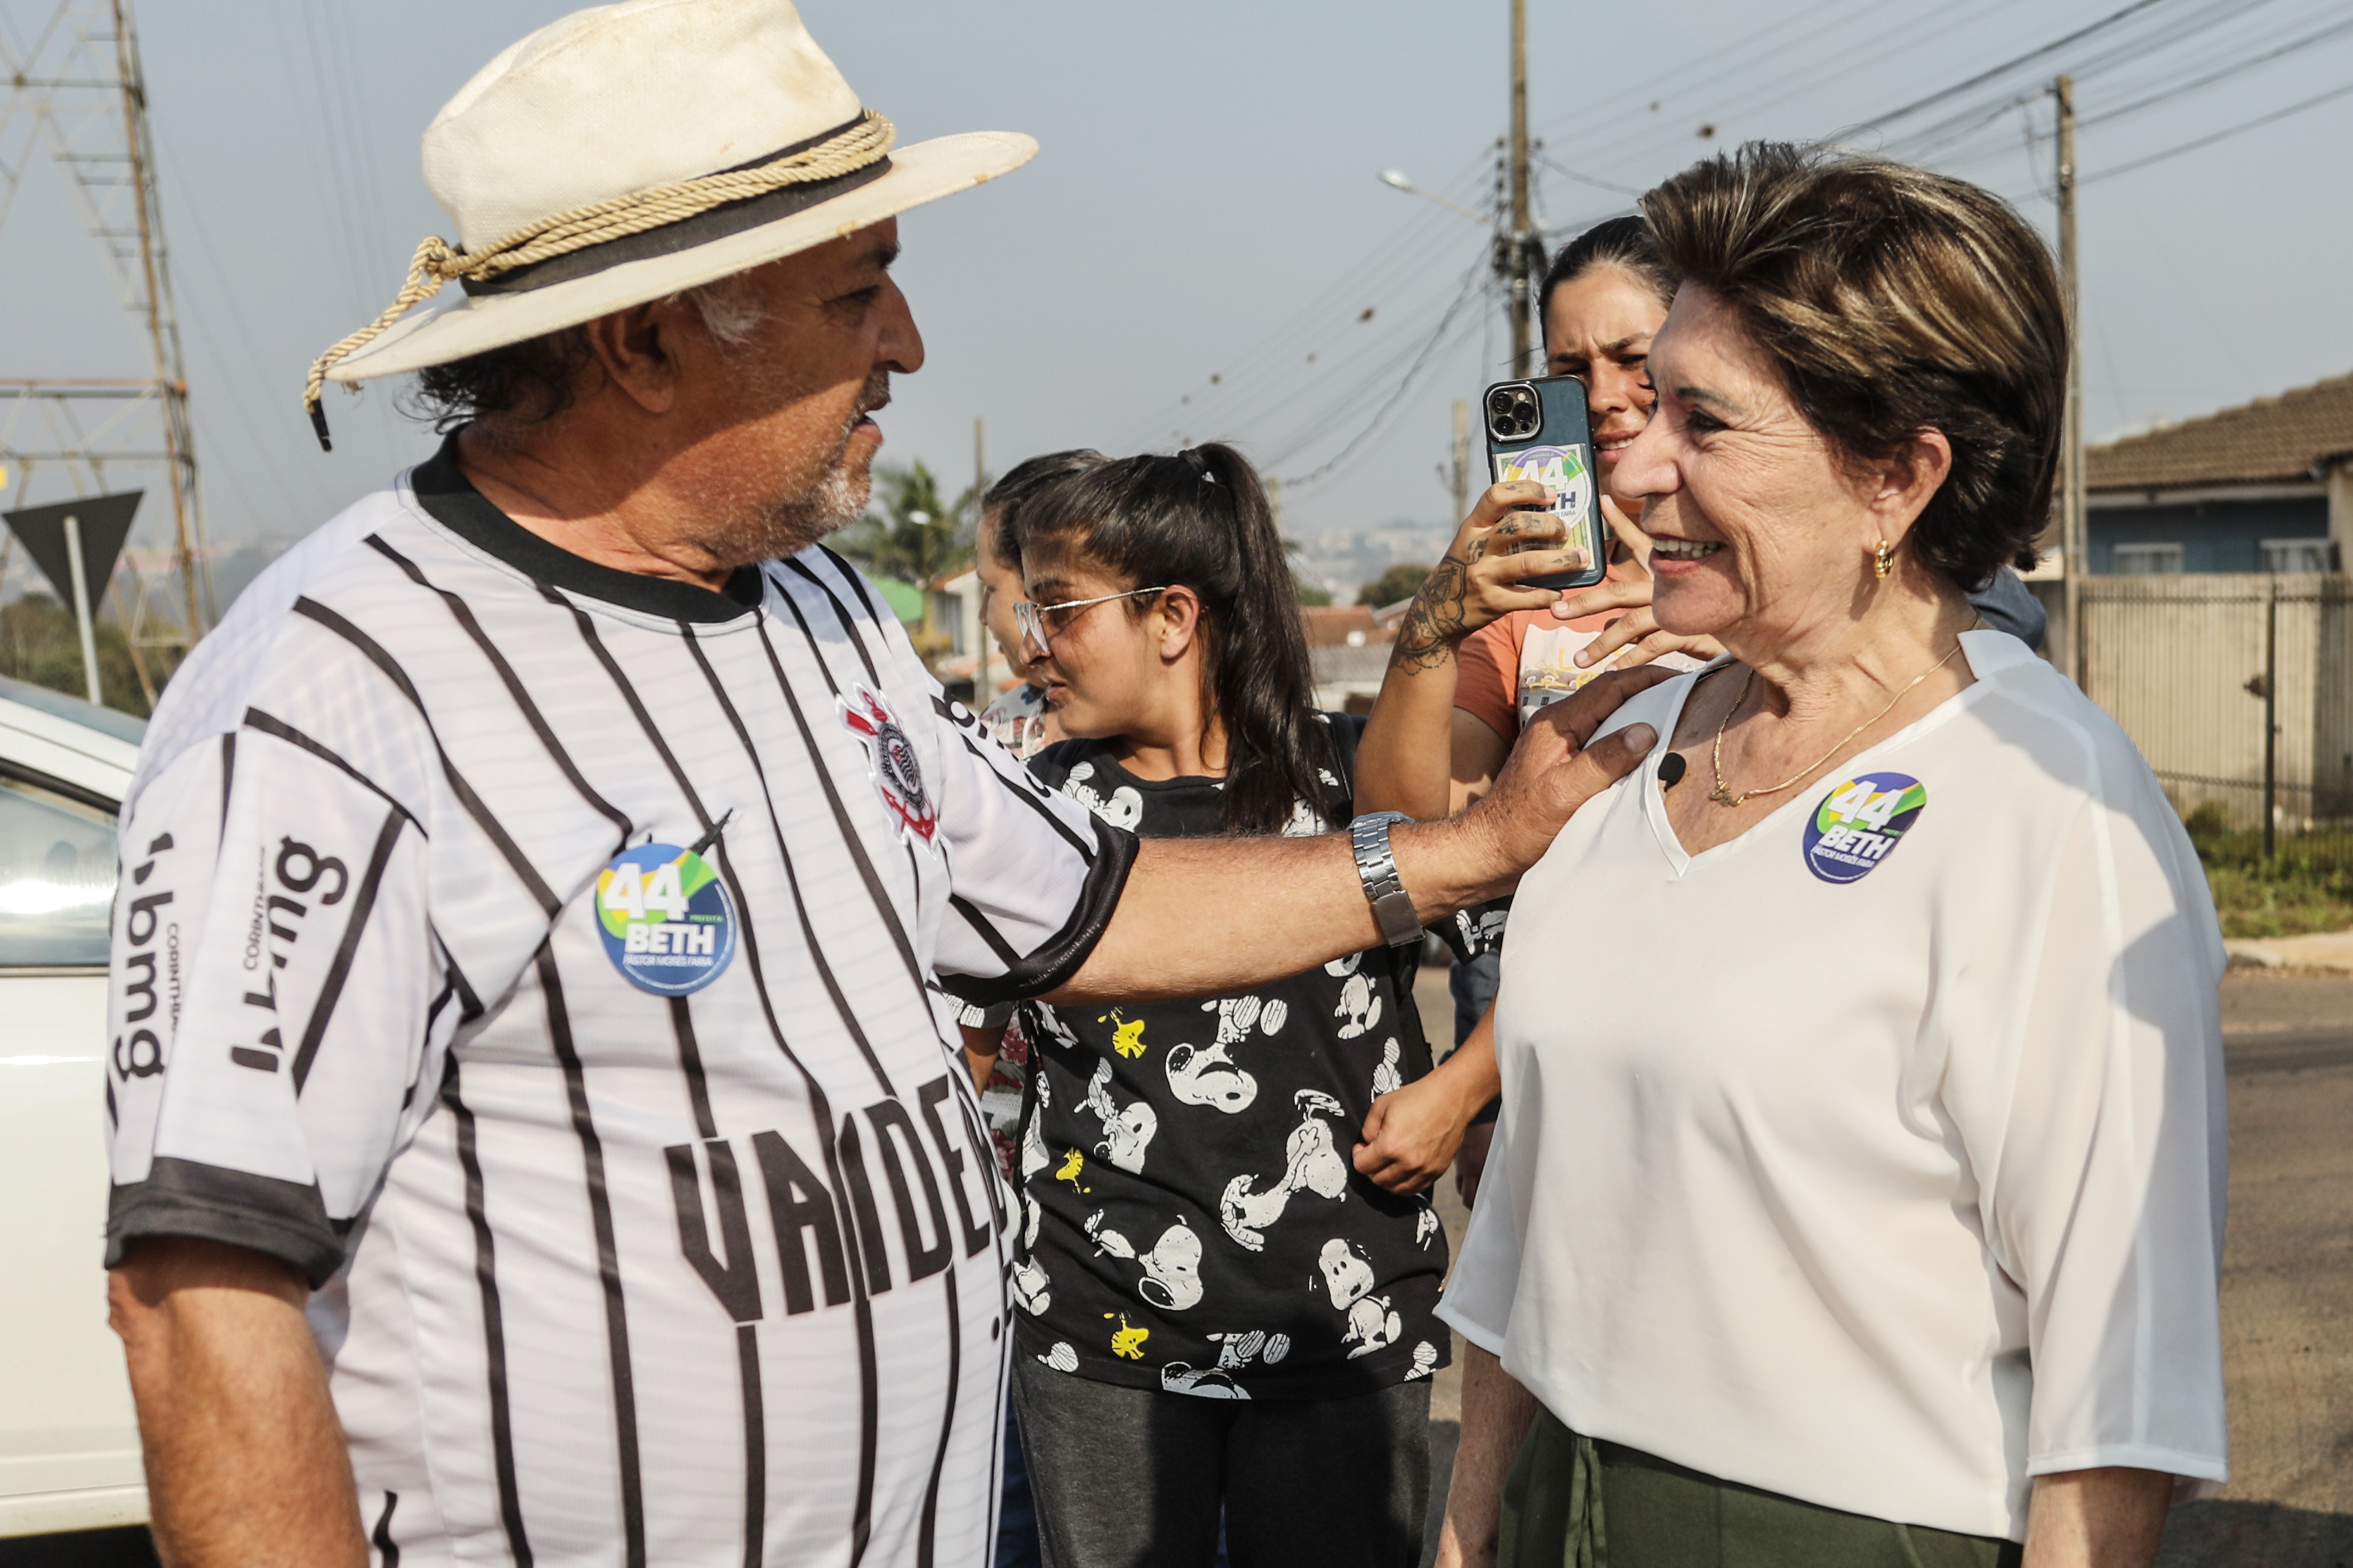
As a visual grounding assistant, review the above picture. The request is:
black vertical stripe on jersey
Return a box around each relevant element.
[440,1058,533,1567]
[946,894,1025,969]
[735,1323,766,1568]
[950,729,1098,860]
[547,584,884,1538]
[362,534,636,852]
[437,940,486,1022]
[669,998,719,1141]
[218,732,235,835]
[836,1115,895,1296]
[240,711,424,834]
[774,564,948,948]
[292,806,406,1092]
[405,978,461,1113]
[754,597,932,996]
[676,625,897,1097]
[816,545,898,634]
[784,555,892,691]
[370,1490,400,1568]
[914,1267,965,1568]
[851,1294,881,1567]
[534,942,647,1568]
[288,600,560,917]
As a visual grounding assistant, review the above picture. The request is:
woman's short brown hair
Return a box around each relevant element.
[1642,142,2063,592]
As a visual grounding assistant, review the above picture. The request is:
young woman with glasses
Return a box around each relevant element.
[971,443,1485,1568]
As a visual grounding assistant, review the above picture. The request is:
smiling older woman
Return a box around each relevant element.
[1433,145,2228,1568]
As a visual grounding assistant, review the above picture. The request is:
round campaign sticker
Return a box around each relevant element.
[594,842,737,995]
[1802,772,1928,885]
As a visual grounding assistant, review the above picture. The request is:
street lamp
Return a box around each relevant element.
[1376,169,1494,231]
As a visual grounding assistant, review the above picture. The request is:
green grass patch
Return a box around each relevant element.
[2184,802,2353,939]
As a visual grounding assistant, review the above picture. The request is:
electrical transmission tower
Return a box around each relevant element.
[0,0,213,672]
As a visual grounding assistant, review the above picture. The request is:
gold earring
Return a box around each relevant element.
[1873,539,1896,580]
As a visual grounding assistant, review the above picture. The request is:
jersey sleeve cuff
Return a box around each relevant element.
[939,817,1139,1008]
[106,1156,347,1289]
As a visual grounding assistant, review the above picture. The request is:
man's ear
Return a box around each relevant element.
[579,299,685,415]
[1872,427,1954,542]
[1156,587,1205,662]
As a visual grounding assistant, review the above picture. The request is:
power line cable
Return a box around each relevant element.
[1277,260,1487,490]
[2080,71,2353,182]
[1849,0,2173,131]
[2078,8,2353,126]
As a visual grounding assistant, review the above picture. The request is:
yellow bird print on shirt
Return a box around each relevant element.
[1056,1149,1088,1192]
[1108,1313,1150,1360]
[1100,1010,1148,1059]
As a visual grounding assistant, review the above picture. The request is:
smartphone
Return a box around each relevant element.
[1482,375,1606,591]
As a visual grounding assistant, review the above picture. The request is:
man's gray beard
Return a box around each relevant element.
[711,375,884,566]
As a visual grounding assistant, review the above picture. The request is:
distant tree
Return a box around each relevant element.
[1358,563,1432,607]
[0,594,156,717]
[1294,576,1334,607]
[829,459,982,668]
[831,459,976,589]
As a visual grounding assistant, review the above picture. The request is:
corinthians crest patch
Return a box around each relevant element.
[841,686,938,845]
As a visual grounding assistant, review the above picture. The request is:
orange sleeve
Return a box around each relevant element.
[1454,613,1527,743]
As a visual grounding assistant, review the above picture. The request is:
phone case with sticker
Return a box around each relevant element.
[1482,374,1606,591]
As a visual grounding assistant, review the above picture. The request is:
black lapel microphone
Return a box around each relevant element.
[1658,752,1688,789]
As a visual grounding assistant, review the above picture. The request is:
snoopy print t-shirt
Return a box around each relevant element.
[1010,721,1450,1400]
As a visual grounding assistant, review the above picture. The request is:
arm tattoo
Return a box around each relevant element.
[1391,553,1474,674]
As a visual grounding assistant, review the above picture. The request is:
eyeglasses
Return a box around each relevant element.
[1014,587,1170,656]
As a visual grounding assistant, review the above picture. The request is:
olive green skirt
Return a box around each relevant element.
[1497,1408,2024,1568]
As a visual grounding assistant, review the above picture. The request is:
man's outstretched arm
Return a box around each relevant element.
[1052,668,1664,1003]
[109,1237,366,1568]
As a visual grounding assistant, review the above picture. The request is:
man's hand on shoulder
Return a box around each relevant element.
[1422,665,1670,896]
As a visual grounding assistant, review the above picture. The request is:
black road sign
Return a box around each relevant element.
[2,491,143,616]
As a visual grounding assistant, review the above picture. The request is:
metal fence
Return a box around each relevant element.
[2081,573,2353,856]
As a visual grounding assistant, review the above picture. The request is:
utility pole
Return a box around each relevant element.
[0,0,215,671]
[1501,0,1538,377]
[2053,75,2087,687]
[112,0,204,639]
[973,415,988,700]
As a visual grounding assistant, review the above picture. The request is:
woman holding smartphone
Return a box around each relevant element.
[988,444,1479,1568]
[1350,218,1712,1204]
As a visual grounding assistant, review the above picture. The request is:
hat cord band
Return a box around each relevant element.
[302,109,896,449]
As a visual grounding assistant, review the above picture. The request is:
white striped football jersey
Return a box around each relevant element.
[105,440,1131,1568]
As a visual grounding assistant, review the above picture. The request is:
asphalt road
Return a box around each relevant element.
[1412,967,2353,1568]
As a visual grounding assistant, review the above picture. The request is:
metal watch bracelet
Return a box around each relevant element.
[1349,811,1423,947]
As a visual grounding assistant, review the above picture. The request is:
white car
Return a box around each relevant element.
[0,674,147,1542]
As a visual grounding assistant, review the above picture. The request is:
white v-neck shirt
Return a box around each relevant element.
[1439,631,2228,1541]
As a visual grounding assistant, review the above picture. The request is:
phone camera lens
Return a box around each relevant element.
[1487,385,1540,442]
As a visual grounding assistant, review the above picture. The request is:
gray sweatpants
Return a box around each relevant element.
[1011,1357,1432,1568]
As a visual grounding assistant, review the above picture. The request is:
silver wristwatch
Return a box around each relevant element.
[1349,811,1423,947]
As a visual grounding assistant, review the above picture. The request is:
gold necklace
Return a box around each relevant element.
[1707,638,1967,808]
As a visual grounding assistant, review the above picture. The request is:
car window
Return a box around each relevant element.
[0,772,118,967]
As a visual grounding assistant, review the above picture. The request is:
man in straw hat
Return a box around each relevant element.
[98,3,1661,1564]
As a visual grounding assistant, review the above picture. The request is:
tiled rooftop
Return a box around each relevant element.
[2088,372,2353,493]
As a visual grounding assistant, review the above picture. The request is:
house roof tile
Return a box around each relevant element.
[2087,371,2353,493]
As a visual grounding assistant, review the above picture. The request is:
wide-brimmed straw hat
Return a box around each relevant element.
[302,0,1035,448]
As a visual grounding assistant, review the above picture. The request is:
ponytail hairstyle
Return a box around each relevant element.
[1016,442,1327,836]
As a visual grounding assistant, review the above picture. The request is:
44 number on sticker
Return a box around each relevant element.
[1824,780,1907,832]
[600,860,690,922]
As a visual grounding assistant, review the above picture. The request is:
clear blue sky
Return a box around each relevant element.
[7,0,2352,567]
